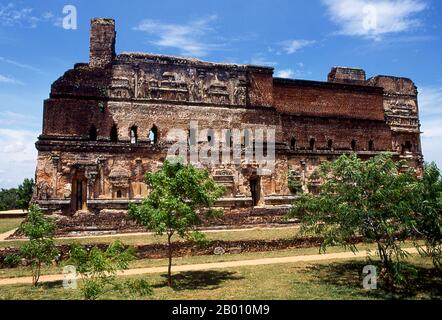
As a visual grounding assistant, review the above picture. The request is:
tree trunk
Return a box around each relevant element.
[33,262,41,287]
[167,233,173,287]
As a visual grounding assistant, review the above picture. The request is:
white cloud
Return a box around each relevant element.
[0,111,38,128]
[419,85,442,167]
[422,136,442,168]
[418,86,442,116]
[134,15,221,57]
[0,74,22,84]
[281,40,316,54]
[0,56,42,73]
[322,0,428,40]
[275,69,296,78]
[416,86,442,166]
[0,128,38,188]
[0,3,61,28]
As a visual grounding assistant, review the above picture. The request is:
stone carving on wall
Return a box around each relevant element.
[37,182,53,200]
[109,77,134,99]
[63,183,72,199]
[215,169,233,176]
[208,79,230,105]
[109,167,130,189]
[111,66,248,106]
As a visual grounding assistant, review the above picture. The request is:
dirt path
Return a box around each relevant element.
[0,229,18,241]
[0,247,419,286]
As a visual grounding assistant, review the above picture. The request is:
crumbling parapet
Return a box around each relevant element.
[328,67,367,85]
[367,75,423,173]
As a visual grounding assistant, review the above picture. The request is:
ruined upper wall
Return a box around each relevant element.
[48,18,416,125]
[48,18,276,108]
[273,78,385,121]
[50,53,274,108]
[367,75,418,98]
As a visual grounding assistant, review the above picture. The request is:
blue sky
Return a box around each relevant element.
[0,0,441,188]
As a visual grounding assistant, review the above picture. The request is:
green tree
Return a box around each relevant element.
[288,153,420,285]
[69,241,152,300]
[412,162,442,268]
[18,205,58,286]
[0,188,18,211]
[128,159,225,287]
[17,178,35,211]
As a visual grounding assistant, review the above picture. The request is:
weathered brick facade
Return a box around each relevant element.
[34,18,424,217]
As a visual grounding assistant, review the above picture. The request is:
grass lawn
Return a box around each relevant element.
[0,242,368,280]
[1,235,418,280]
[0,254,440,300]
[0,218,23,234]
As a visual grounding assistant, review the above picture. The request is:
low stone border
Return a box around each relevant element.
[9,207,292,239]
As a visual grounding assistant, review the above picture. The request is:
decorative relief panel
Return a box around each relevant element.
[110,63,248,106]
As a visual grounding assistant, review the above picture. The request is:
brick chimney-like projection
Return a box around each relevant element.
[328,67,367,85]
[89,18,116,68]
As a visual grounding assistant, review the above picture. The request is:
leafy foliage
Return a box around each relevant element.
[3,253,21,268]
[0,188,18,211]
[411,162,442,268]
[18,205,58,286]
[17,178,35,211]
[129,159,225,286]
[288,171,303,194]
[289,153,421,285]
[68,241,151,300]
[125,279,153,298]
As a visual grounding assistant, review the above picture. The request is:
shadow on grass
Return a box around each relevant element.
[157,270,244,291]
[303,260,442,300]
[38,280,64,290]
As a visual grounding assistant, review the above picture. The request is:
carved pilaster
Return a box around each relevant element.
[51,155,60,198]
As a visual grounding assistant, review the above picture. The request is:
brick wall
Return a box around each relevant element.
[273,79,385,121]
[281,115,392,151]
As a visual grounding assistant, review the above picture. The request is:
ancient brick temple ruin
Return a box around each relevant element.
[34,18,423,221]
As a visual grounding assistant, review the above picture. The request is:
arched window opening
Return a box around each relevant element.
[309,138,316,151]
[149,125,158,145]
[130,126,138,144]
[188,129,197,146]
[225,130,233,147]
[369,140,374,151]
[327,139,333,150]
[207,129,215,146]
[402,141,412,154]
[243,129,251,147]
[110,125,118,142]
[351,140,357,151]
[291,138,297,150]
[89,125,97,141]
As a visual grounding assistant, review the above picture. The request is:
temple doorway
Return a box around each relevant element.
[250,177,261,207]
[72,178,87,212]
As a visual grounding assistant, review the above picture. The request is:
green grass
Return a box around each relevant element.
[0,240,419,280]
[0,218,23,234]
[0,254,440,300]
